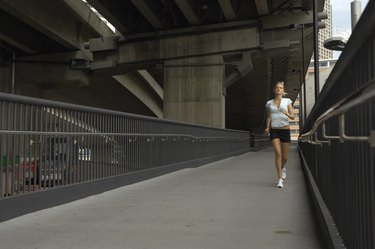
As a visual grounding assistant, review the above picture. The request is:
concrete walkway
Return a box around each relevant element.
[0,146,323,249]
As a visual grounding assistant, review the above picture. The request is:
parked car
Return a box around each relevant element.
[38,160,66,186]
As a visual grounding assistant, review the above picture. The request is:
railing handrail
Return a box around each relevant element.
[304,1,375,130]
[299,79,375,145]
[0,92,247,135]
[0,130,250,140]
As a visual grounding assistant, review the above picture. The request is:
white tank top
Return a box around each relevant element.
[265,98,292,128]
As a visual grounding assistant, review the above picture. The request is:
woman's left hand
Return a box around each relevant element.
[281,109,288,116]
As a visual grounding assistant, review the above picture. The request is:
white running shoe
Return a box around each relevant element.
[282,168,287,179]
[276,179,284,188]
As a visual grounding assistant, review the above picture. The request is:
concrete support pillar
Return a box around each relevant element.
[164,56,225,128]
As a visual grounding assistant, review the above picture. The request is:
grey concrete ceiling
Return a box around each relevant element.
[0,0,326,131]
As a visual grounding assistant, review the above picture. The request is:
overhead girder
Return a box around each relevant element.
[174,0,200,25]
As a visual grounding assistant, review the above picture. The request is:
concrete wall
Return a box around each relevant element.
[164,56,225,128]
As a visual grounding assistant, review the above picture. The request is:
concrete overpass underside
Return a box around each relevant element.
[0,0,325,131]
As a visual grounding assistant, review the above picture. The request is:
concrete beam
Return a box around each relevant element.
[261,11,313,30]
[137,70,163,100]
[113,73,163,118]
[254,0,269,16]
[86,0,128,35]
[224,51,253,88]
[130,0,164,29]
[0,33,37,54]
[174,0,200,25]
[301,0,325,11]
[0,0,92,51]
[121,27,259,63]
[62,0,115,37]
[217,0,236,20]
[112,27,259,65]
[14,51,89,88]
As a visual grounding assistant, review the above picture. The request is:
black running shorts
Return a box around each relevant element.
[270,128,291,143]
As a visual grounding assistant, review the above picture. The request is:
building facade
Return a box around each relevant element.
[290,96,300,141]
[319,0,333,59]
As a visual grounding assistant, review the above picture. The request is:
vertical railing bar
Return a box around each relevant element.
[19,104,24,194]
[94,112,98,180]
[82,111,86,183]
[68,110,73,185]
[66,109,70,186]
[108,115,111,176]
[100,114,108,177]
[32,106,37,191]
[47,108,52,188]
[55,108,60,187]
[104,114,107,177]
[103,114,106,177]
[86,112,91,181]
[0,101,3,198]
[4,101,10,196]
[84,111,88,182]
[105,115,108,177]
[140,120,142,170]
[127,118,130,173]
[101,113,104,178]
[93,112,97,180]
[92,112,97,180]
[70,110,75,184]
[96,112,100,179]
[77,111,81,183]
[114,116,117,176]
[13,103,19,195]
[121,116,124,174]
[90,112,94,180]
[131,118,134,172]
[59,108,63,187]
[109,115,112,176]
[79,112,83,182]
[97,112,101,179]
[0,102,8,197]
[27,105,32,192]
[9,102,14,196]
[43,107,48,188]
[38,106,47,189]
[107,115,110,177]
[22,105,27,193]
[121,116,125,175]
[81,112,86,182]
[117,116,121,175]
[52,108,56,186]
[136,119,139,170]
[62,109,66,187]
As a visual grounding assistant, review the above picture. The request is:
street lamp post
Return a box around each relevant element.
[290,24,307,131]
[313,0,320,100]
[300,24,306,128]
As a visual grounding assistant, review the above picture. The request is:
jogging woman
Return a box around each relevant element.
[265,82,294,188]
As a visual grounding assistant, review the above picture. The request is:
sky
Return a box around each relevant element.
[331,0,369,57]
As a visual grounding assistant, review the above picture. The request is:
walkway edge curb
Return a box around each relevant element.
[0,148,250,222]
[298,146,346,249]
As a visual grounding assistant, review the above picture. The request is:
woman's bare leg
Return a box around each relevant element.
[281,142,289,168]
[271,139,282,179]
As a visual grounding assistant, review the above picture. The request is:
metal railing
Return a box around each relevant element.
[300,79,375,146]
[299,2,375,249]
[0,92,250,198]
